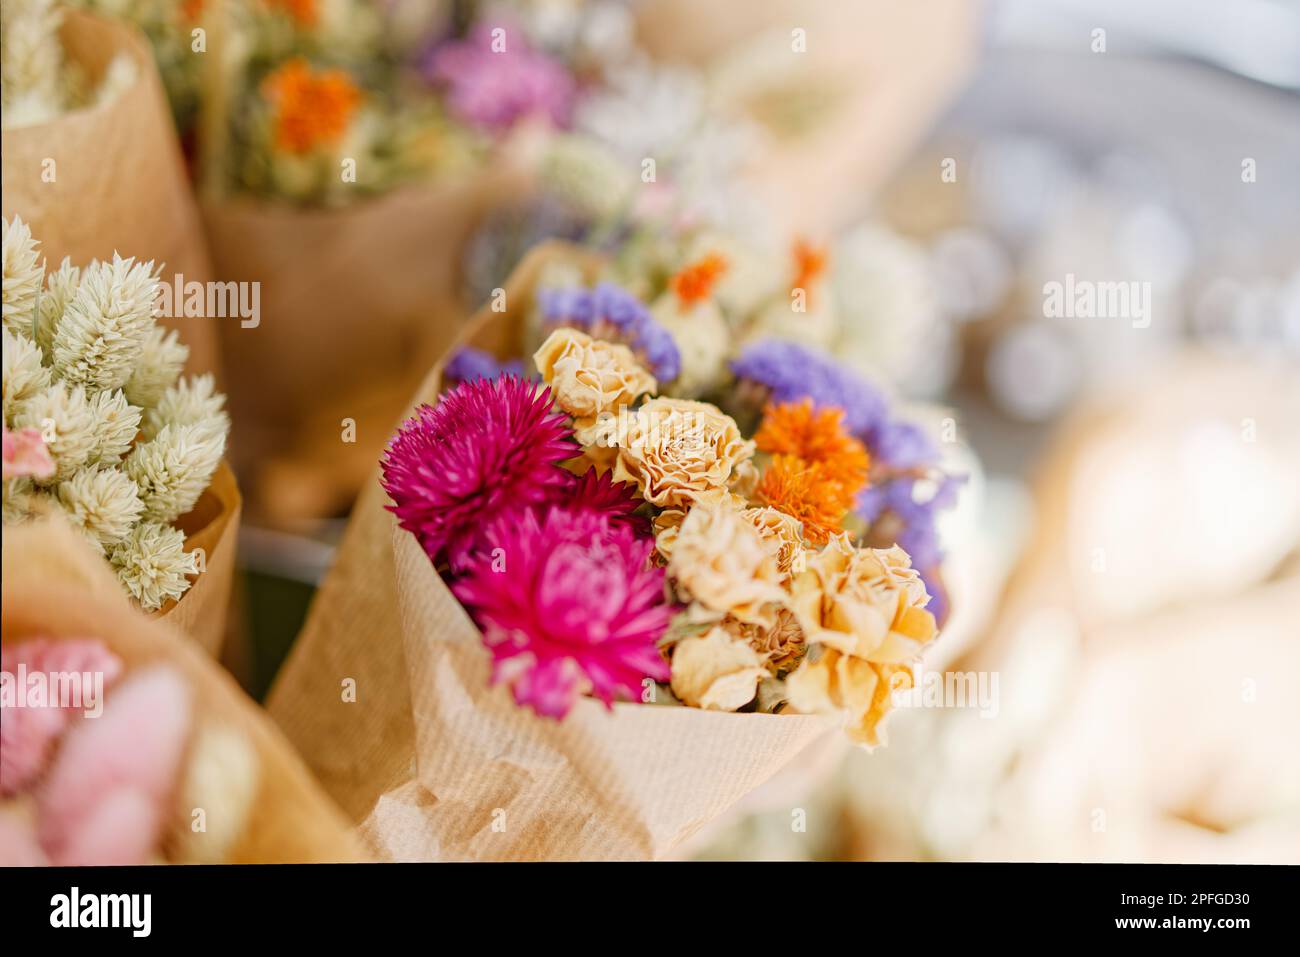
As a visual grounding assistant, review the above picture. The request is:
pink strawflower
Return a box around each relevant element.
[37,666,191,866]
[453,507,674,719]
[2,425,55,480]
[0,639,123,797]
[550,467,649,537]
[382,375,576,570]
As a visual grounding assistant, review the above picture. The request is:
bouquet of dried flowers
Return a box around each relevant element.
[384,225,963,745]
[2,217,229,613]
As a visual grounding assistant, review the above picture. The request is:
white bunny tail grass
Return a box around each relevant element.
[11,380,98,483]
[111,520,194,611]
[2,325,51,421]
[34,257,80,358]
[142,373,228,441]
[2,216,44,334]
[51,254,160,392]
[87,388,143,465]
[124,422,225,525]
[55,465,145,552]
[124,326,188,409]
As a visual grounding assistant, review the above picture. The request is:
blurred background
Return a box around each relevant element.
[190,0,1300,861]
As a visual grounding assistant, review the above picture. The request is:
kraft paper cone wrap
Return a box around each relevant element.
[269,243,833,858]
[0,10,221,379]
[203,166,531,527]
[2,520,368,863]
[635,0,977,234]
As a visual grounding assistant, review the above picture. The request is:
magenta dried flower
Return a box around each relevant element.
[381,375,576,570]
[453,507,673,719]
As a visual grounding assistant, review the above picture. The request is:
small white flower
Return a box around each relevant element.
[125,422,225,524]
[2,325,51,421]
[11,380,98,482]
[142,373,228,441]
[34,257,80,358]
[51,254,160,392]
[111,520,194,611]
[87,388,143,465]
[123,326,188,409]
[55,465,145,551]
[2,216,44,334]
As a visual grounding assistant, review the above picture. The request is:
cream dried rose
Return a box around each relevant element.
[790,534,937,663]
[741,506,807,582]
[666,499,786,627]
[612,397,754,510]
[652,488,748,561]
[533,328,656,443]
[669,625,769,711]
[786,649,913,747]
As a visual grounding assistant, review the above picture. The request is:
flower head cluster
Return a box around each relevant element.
[261,58,362,154]
[453,508,672,718]
[381,375,575,570]
[731,339,889,438]
[538,281,681,382]
[2,219,229,611]
[423,22,575,133]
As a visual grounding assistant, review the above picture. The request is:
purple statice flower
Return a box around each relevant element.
[422,23,575,134]
[730,339,888,438]
[538,282,681,382]
[857,473,966,624]
[444,346,525,385]
[864,418,941,471]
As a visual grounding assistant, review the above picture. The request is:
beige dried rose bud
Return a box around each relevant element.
[791,534,938,663]
[666,498,786,627]
[653,487,748,562]
[612,397,755,510]
[670,624,769,711]
[741,506,807,582]
[786,648,913,747]
[533,327,656,444]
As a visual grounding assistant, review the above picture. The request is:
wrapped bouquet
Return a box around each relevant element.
[270,231,963,860]
[2,217,239,654]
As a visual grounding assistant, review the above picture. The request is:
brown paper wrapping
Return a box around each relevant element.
[1,519,368,863]
[153,460,242,657]
[635,0,978,235]
[269,243,834,859]
[0,9,221,379]
[203,167,530,528]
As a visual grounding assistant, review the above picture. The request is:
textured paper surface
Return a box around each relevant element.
[270,244,834,859]
[1,520,367,863]
[0,10,221,379]
[203,167,530,525]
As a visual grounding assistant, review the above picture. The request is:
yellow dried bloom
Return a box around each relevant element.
[669,624,769,712]
[786,650,913,748]
[666,498,786,627]
[612,397,754,510]
[533,327,655,444]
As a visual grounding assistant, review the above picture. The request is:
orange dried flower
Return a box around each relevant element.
[182,0,206,20]
[792,239,828,291]
[262,59,361,155]
[265,0,318,27]
[671,253,728,307]
[755,399,870,495]
[754,454,852,546]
